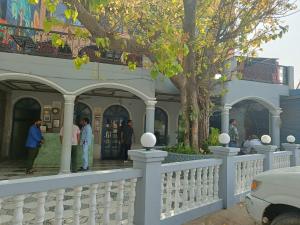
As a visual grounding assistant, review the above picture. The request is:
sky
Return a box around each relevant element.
[259,0,300,88]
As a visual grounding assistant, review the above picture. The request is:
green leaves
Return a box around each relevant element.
[27,0,39,4]
[51,33,64,48]
[64,8,78,22]
[95,37,110,49]
[74,54,90,70]
[45,0,60,13]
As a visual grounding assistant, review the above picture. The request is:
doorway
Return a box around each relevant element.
[101,105,129,159]
[10,98,41,159]
[74,102,92,128]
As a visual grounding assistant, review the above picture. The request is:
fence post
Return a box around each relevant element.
[255,145,277,171]
[210,146,239,209]
[129,149,167,225]
[282,143,300,167]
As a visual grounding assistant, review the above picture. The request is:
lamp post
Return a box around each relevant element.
[140,132,157,151]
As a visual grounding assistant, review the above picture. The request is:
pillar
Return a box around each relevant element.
[271,109,281,147]
[255,145,277,171]
[129,149,167,225]
[145,100,157,133]
[221,105,232,134]
[60,95,76,174]
[282,143,300,167]
[210,146,239,208]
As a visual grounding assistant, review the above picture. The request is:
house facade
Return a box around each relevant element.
[0,1,297,170]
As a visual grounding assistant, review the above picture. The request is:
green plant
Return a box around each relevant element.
[164,143,198,155]
[202,127,220,154]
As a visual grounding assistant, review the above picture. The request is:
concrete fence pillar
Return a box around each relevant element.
[255,145,277,171]
[210,146,239,209]
[129,149,167,225]
[282,143,300,167]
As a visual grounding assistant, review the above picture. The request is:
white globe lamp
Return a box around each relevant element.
[287,135,296,144]
[141,132,156,151]
[218,133,230,146]
[261,135,271,145]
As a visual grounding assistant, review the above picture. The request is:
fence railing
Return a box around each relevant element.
[272,151,292,169]
[233,154,264,195]
[0,23,143,66]
[0,168,141,225]
[160,159,222,219]
[0,143,299,225]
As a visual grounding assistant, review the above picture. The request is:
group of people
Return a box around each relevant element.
[25,118,93,174]
[229,118,262,154]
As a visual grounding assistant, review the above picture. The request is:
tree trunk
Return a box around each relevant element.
[179,77,190,146]
[183,0,198,149]
[198,97,210,148]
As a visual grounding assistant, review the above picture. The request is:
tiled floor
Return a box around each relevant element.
[0,160,132,181]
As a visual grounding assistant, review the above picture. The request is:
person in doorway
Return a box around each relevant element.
[121,120,134,162]
[79,118,93,171]
[59,122,80,173]
[229,119,239,147]
[25,118,44,174]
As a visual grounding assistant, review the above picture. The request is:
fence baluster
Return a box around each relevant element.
[55,189,65,225]
[35,192,47,225]
[73,186,82,225]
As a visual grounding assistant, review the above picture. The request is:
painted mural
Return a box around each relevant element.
[0,0,45,28]
[0,0,7,23]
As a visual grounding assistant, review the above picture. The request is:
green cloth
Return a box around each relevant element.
[34,133,94,168]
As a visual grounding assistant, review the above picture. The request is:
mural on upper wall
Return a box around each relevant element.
[0,0,7,23]
[0,0,45,28]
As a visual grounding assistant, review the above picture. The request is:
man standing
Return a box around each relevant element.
[60,122,80,173]
[229,119,239,147]
[121,120,134,162]
[25,118,43,174]
[79,118,92,171]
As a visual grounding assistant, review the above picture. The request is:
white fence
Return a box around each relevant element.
[0,144,299,225]
[272,151,292,169]
[234,154,264,195]
[161,159,222,219]
[0,169,141,225]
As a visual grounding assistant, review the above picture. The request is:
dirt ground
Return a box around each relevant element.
[184,203,257,225]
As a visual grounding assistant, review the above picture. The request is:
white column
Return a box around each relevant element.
[145,100,157,133]
[271,109,282,147]
[221,105,232,134]
[60,95,76,173]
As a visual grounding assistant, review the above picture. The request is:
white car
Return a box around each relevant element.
[246,166,300,225]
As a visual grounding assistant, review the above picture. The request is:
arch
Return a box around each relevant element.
[0,73,68,94]
[101,105,130,160]
[229,96,277,113]
[11,98,41,159]
[74,83,155,102]
[154,107,168,146]
[74,102,93,127]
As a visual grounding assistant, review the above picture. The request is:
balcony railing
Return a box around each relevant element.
[0,23,143,66]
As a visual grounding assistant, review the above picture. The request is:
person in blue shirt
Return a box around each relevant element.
[25,118,44,174]
[79,118,93,171]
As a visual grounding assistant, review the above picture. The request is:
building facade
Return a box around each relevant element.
[0,1,297,170]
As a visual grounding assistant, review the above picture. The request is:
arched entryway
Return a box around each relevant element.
[101,105,130,159]
[230,99,270,145]
[154,107,168,146]
[10,98,41,159]
[74,102,92,128]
